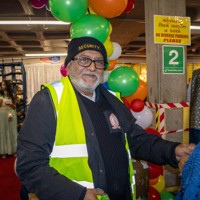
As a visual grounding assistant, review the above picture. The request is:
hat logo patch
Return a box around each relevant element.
[109,113,121,129]
[78,44,100,51]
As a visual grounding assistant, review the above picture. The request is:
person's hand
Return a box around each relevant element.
[28,193,40,200]
[175,143,196,172]
[84,188,105,200]
[178,155,189,174]
[175,143,195,160]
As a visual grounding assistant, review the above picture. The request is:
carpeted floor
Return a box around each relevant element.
[0,155,21,200]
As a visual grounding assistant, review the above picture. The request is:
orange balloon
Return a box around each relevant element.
[107,59,117,71]
[89,0,128,18]
[151,175,166,193]
[122,80,147,104]
[149,176,159,185]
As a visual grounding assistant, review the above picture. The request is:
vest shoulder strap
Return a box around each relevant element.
[43,81,63,112]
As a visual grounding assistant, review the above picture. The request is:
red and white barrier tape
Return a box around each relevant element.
[145,102,190,109]
[161,128,189,135]
[145,102,190,134]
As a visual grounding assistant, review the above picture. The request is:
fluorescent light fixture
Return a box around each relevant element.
[190,25,200,30]
[25,53,67,57]
[0,20,70,25]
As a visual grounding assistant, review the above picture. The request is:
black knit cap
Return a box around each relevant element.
[64,36,107,68]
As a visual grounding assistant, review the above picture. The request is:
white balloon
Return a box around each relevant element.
[102,71,110,83]
[131,106,153,129]
[108,42,122,60]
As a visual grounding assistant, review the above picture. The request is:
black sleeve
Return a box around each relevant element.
[100,86,180,168]
[126,116,180,168]
[16,88,86,200]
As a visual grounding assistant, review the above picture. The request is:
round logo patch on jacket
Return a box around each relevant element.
[109,113,121,129]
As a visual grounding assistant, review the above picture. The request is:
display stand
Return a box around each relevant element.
[0,62,27,131]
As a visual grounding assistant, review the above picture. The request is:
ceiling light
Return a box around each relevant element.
[25,53,67,57]
[0,20,70,25]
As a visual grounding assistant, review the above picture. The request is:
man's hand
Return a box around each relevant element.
[175,143,196,173]
[84,188,105,200]
[178,155,189,174]
[28,193,40,200]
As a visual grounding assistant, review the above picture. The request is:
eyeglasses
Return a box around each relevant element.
[72,56,107,70]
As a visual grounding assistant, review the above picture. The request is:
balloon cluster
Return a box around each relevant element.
[32,1,152,130]
[149,187,175,200]
[103,64,151,128]
[147,128,175,200]
[103,64,151,131]
[31,0,136,76]
[46,0,136,58]
[118,78,152,129]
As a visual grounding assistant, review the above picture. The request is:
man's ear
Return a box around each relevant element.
[66,62,72,75]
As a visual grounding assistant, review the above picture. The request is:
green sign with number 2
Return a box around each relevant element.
[162,45,185,74]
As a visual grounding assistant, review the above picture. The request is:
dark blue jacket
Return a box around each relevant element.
[16,84,179,200]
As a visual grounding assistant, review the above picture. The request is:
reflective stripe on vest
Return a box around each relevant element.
[50,144,88,158]
[125,135,136,199]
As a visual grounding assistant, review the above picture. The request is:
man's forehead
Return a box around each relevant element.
[77,50,104,59]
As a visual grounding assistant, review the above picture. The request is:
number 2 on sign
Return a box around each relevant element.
[169,50,179,65]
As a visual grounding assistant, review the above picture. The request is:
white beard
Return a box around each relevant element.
[68,66,103,95]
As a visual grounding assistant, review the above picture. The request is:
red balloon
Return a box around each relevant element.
[124,0,135,13]
[146,128,161,137]
[31,0,47,9]
[130,99,145,112]
[148,163,163,179]
[149,186,161,200]
[122,97,131,109]
[60,64,67,77]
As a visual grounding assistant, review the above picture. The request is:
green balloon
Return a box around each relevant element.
[49,0,88,23]
[107,66,139,97]
[160,191,175,200]
[70,14,110,43]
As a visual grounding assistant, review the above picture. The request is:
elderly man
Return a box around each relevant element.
[16,36,194,200]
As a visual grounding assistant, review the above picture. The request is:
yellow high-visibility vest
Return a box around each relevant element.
[45,76,136,199]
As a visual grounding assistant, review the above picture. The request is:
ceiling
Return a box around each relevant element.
[0,0,200,60]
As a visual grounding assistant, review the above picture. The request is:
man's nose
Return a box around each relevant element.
[88,61,96,71]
